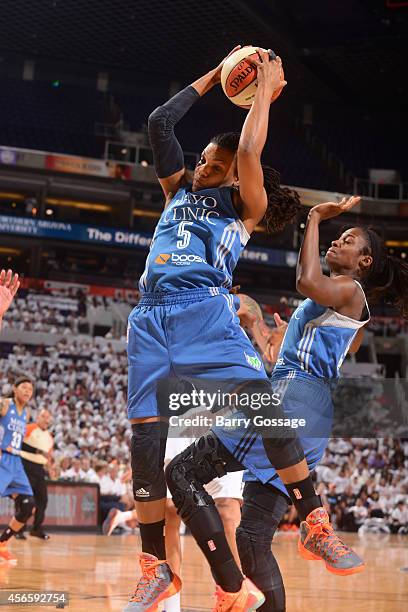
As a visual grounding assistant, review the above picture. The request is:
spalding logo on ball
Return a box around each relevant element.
[221,46,284,109]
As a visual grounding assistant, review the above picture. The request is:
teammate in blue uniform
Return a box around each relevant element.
[125,48,305,612]
[0,377,35,563]
[169,197,408,611]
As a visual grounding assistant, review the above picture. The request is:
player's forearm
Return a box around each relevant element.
[0,315,2,330]
[297,210,325,291]
[238,82,271,156]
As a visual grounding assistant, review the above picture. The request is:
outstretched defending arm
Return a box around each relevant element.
[296,197,361,309]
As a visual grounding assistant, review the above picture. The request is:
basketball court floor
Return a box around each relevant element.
[0,532,406,610]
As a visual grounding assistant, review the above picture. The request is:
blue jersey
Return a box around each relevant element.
[0,401,27,452]
[274,280,370,380]
[139,186,250,292]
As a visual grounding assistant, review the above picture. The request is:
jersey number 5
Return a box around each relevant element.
[177,221,193,249]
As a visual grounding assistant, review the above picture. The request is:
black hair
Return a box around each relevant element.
[13,376,34,389]
[210,132,240,152]
[210,132,302,234]
[359,227,408,319]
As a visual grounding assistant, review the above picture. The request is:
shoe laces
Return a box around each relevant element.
[305,521,350,560]
[213,586,237,612]
[129,557,165,603]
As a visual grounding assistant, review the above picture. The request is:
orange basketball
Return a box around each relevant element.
[221,46,284,109]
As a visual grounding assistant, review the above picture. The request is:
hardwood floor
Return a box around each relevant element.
[0,532,406,611]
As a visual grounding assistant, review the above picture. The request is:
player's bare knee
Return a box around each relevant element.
[215,499,241,533]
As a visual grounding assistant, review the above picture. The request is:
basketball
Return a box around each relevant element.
[220,45,284,109]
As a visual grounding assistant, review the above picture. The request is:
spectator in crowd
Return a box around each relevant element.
[98,462,128,523]
[347,498,369,531]
[79,457,98,483]
[390,501,408,534]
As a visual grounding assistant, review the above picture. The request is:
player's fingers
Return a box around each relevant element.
[255,48,269,63]
[273,312,284,327]
[0,269,5,284]
[10,276,20,297]
[4,269,12,287]
[345,196,361,209]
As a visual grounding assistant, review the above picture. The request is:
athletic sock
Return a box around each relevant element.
[164,592,181,612]
[285,476,322,521]
[119,510,136,523]
[0,527,18,543]
[188,506,243,592]
[139,520,166,560]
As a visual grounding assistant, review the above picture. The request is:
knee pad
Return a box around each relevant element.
[165,432,227,521]
[14,495,35,523]
[131,422,168,502]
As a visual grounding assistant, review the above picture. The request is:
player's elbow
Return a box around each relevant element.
[148,106,164,125]
[296,274,312,294]
[238,142,262,159]
[148,106,169,137]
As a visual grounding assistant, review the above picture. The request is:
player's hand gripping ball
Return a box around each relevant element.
[220,45,285,109]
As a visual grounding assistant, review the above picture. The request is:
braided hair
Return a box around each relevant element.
[360,228,408,319]
[210,133,302,234]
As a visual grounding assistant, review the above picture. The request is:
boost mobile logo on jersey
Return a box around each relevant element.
[155,253,171,264]
[155,253,207,266]
[245,352,262,371]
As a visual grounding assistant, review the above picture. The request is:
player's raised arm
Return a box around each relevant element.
[0,269,20,330]
[237,51,286,234]
[296,197,362,309]
[148,47,241,199]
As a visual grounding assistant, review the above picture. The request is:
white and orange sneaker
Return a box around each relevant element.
[0,542,17,564]
[213,578,265,612]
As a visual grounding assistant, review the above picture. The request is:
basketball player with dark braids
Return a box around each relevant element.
[125,47,305,612]
[162,58,372,610]
[231,201,408,612]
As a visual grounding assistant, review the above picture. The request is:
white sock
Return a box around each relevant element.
[164,592,181,612]
[120,511,136,523]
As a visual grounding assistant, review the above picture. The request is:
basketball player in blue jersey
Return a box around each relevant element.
[124,48,306,612]
[169,198,408,611]
[0,377,35,563]
[0,269,20,331]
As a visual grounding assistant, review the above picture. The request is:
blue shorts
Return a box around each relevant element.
[127,287,268,420]
[0,453,33,497]
[212,374,333,499]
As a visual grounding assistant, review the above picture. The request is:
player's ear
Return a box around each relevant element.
[359,254,373,274]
